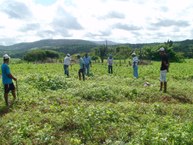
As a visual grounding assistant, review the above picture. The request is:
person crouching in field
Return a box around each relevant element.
[159,47,169,93]
[1,54,17,107]
[64,53,71,77]
[132,52,139,78]
[77,54,85,81]
[107,54,113,74]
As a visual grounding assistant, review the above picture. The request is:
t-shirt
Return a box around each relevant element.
[83,56,91,65]
[107,58,113,66]
[79,58,85,69]
[64,56,71,65]
[161,55,169,70]
[1,63,12,85]
[132,56,139,67]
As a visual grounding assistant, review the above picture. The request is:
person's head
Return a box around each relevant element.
[109,54,112,59]
[3,54,10,63]
[159,47,165,56]
[85,53,88,57]
[67,53,70,57]
[132,52,136,57]
[77,54,81,59]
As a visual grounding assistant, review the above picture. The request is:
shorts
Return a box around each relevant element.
[4,83,15,94]
[160,70,167,82]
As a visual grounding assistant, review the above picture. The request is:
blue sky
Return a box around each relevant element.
[0,0,193,45]
[34,0,56,5]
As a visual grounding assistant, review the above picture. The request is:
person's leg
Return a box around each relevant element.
[164,82,167,93]
[134,66,138,78]
[160,82,163,91]
[4,93,9,106]
[11,90,16,101]
[82,69,85,81]
[87,65,90,76]
[4,84,9,106]
[111,66,113,74]
[108,65,110,73]
[160,71,164,91]
[78,69,81,80]
[66,65,69,77]
[163,70,167,93]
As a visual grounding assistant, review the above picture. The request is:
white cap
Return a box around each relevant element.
[132,52,136,56]
[67,53,70,57]
[3,54,10,59]
[159,47,165,51]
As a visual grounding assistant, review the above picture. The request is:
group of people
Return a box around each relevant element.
[63,53,92,81]
[1,47,169,107]
[107,52,139,78]
[63,47,169,93]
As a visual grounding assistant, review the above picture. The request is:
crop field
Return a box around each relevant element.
[0,59,193,145]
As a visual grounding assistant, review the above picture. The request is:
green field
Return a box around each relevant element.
[0,60,193,145]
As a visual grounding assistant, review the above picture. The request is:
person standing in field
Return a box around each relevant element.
[132,52,139,78]
[64,53,71,77]
[83,53,91,76]
[107,54,113,74]
[1,54,17,107]
[159,47,169,93]
[77,54,85,81]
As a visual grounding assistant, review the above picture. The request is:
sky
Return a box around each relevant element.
[0,0,193,45]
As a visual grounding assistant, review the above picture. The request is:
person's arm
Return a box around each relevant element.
[8,74,17,81]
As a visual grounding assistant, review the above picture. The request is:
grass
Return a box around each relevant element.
[0,59,193,144]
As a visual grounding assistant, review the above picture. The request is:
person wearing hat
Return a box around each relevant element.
[83,53,91,76]
[107,54,113,74]
[77,54,85,81]
[1,54,17,106]
[64,53,71,77]
[159,47,169,93]
[132,52,139,78]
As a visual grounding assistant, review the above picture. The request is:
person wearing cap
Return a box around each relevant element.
[64,53,71,77]
[83,53,91,76]
[107,54,113,74]
[1,54,17,106]
[77,54,85,81]
[159,47,169,93]
[132,52,139,78]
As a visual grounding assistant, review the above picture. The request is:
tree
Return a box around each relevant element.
[23,50,59,62]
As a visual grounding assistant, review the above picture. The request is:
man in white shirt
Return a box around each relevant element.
[64,53,71,77]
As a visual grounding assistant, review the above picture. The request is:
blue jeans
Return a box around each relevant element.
[133,65,138,78]
[85,64,90,76]
[64,65,69,77]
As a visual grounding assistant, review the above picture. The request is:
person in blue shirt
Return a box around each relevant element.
[132,52,139,78]
[77,54,85,81]
[83,53,91,76]
[1,54,17,106]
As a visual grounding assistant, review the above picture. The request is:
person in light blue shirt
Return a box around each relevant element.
[83,53,91,76]
[132,52,139,78]
[1,54,17,106]
[77,54,85,81]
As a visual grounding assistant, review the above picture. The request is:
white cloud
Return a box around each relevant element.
[0,0,193,45]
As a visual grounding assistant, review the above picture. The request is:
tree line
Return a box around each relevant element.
[23,39,193,63]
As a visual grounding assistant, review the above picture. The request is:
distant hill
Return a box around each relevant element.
[0,39,100,58]
[0,38,193,58]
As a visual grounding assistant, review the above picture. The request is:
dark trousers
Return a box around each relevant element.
[64,65,69,77]
[108,65,113,74]
[78,68,85,81]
